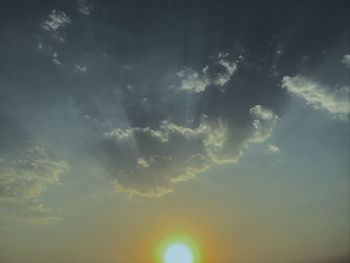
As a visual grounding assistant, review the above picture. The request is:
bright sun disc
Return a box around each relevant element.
[164,243,193,263]
[155,234,201,263]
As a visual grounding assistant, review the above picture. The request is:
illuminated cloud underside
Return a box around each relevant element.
[103,105,278,197]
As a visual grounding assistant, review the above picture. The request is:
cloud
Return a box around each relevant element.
[342,54,350,68]
[40,10,71,43]
[75,64,87,72]
[41,10,71,32]
[102,117,226,197]
[282,75,350,117]
[101,105,277,197]
[0,146,68,223]
[177,52,241,93]
[77,0,92,16]
[0,203,59,224]
[215,52,240,86]
[52,52,62,65]
[267,144,280,154]
[177,68,211,93]
[248,105,279,144]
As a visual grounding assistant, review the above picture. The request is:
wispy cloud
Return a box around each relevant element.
[0,203,59,224]
[0,146,68,223]
[215,52,240,86]
[40,10,71,44]
[77,0,92,16]
[52,52,62,65]
[75,64,87,72]
[177,67,210,93]
[341,54,350,68]
[282,75,350,118]
[248,105,279,144]
[41,10,71,32]
[177,52,241,93]
[267,144,280,154]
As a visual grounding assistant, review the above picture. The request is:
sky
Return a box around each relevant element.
[0,0,349,263]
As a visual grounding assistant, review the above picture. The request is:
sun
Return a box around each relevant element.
[164,243,194,263]
[155,234,201,263]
